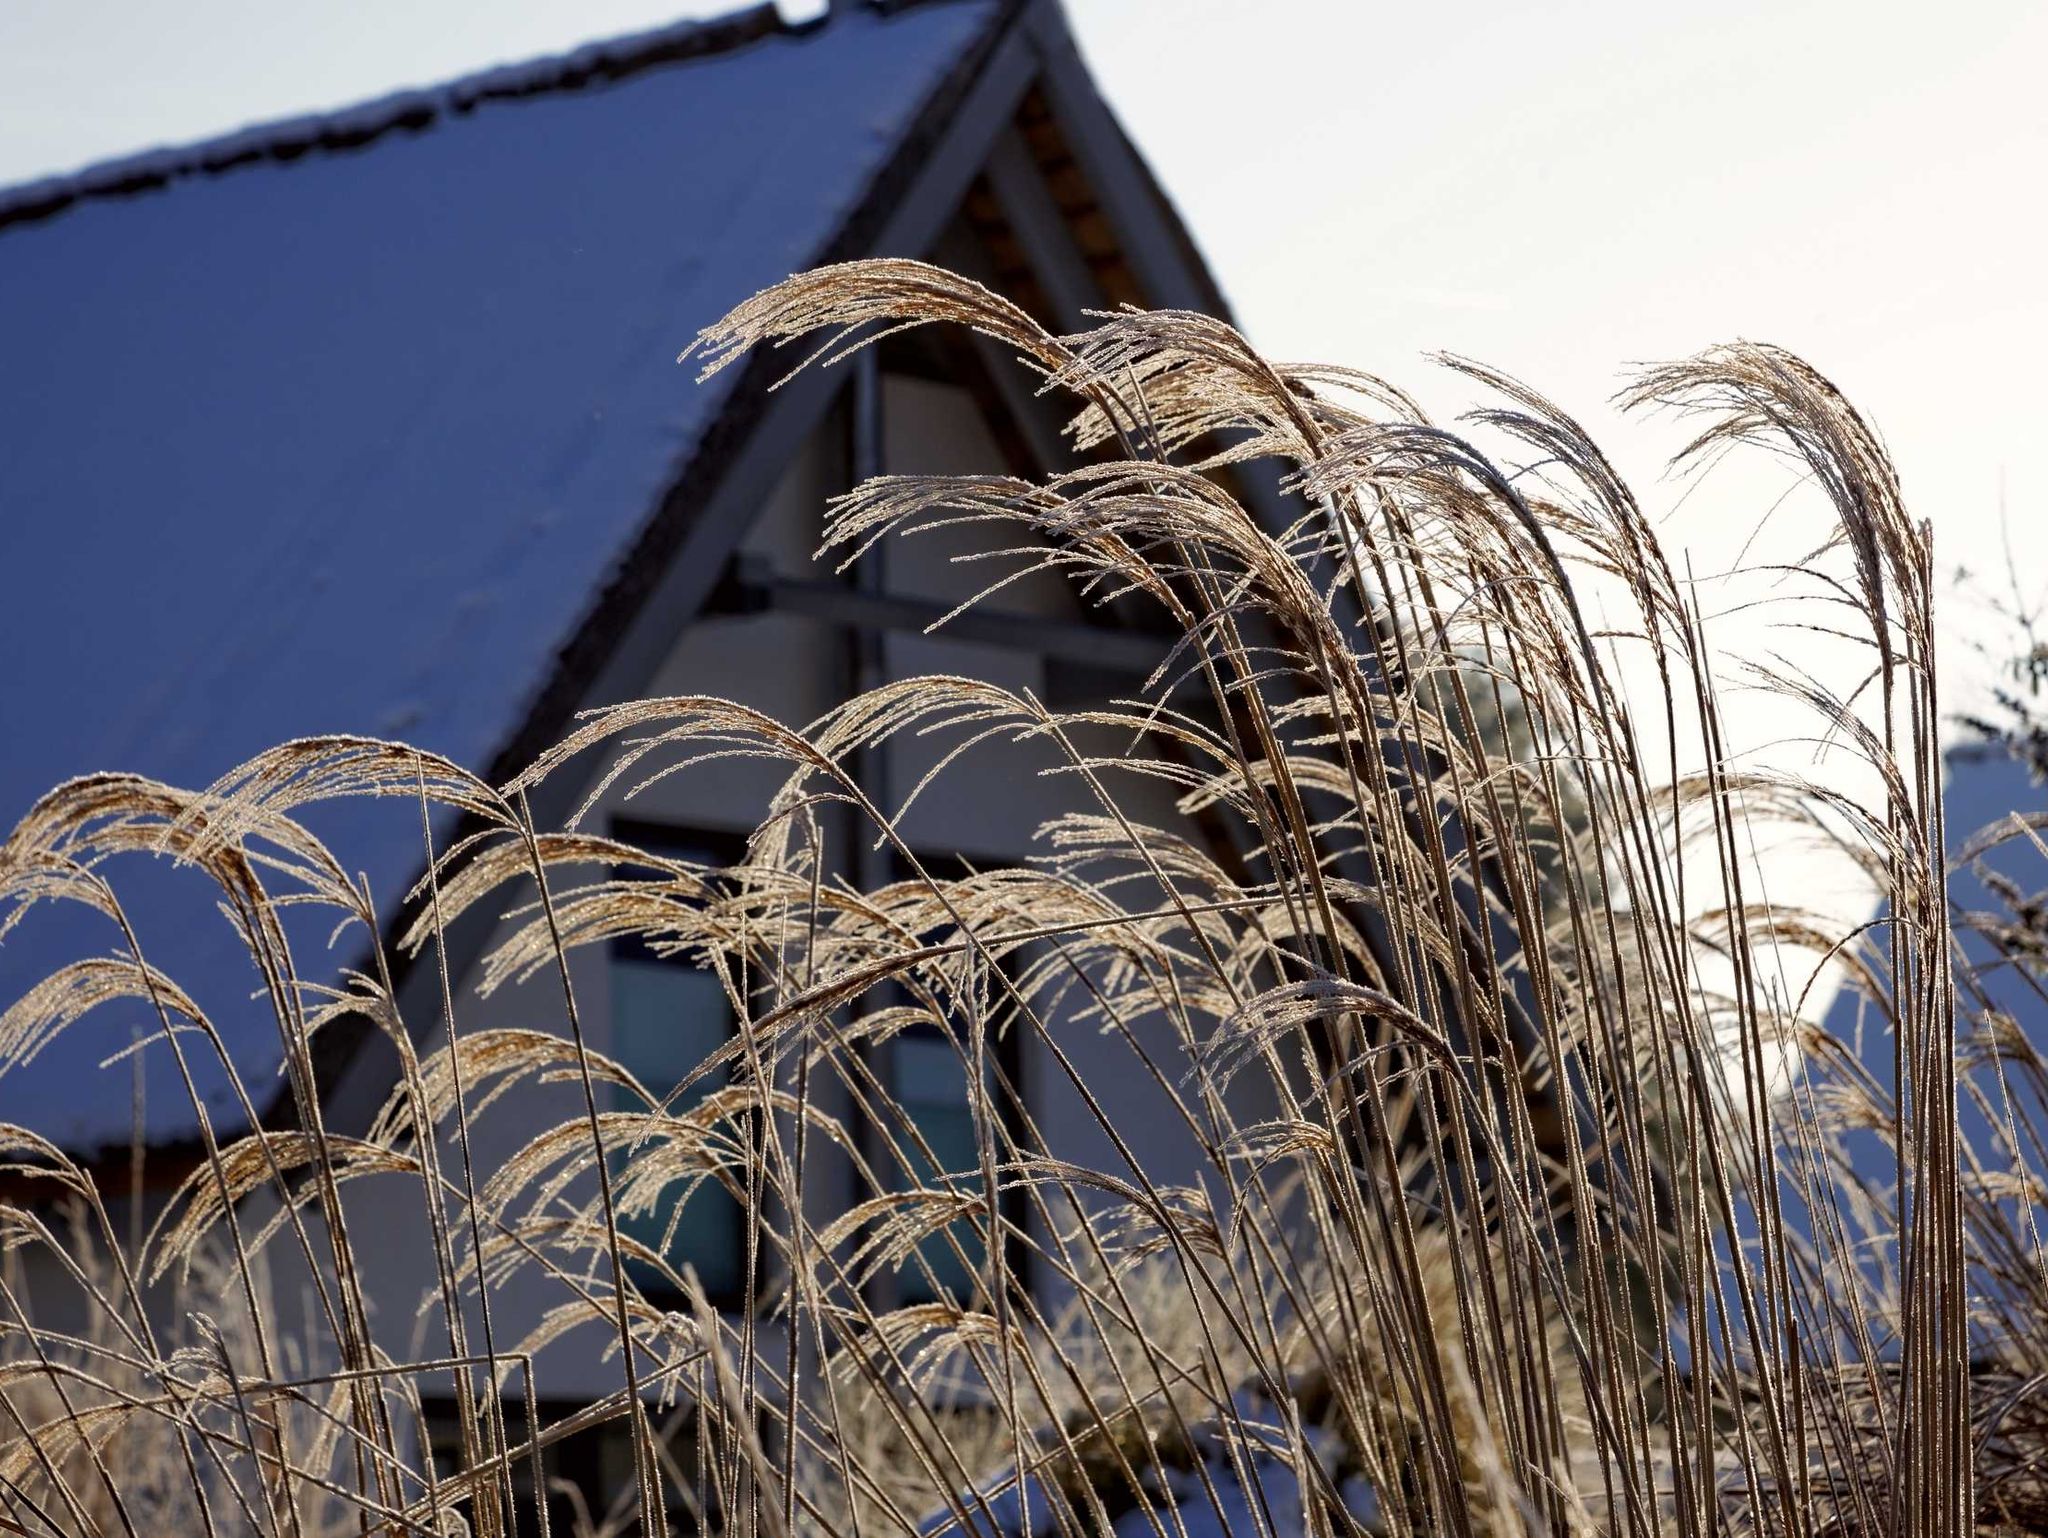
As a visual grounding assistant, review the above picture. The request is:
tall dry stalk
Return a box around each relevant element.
[0,258,2014,1536]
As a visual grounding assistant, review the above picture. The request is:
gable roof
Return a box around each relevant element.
[0,0,1019,1154]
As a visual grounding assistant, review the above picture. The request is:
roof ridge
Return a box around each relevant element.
[0,1,847,233]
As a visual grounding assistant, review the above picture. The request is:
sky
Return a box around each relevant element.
[3,0,2043,955]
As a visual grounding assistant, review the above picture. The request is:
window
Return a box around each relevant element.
[893,1021,992,1305]
[877,852,1030,1308]
[608,822,747,1309]
[420,1395,596,1534]
[421,1396,721,1533]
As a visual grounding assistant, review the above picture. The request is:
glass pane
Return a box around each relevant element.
[896,1033,969,1105]
[895,1032,986,1305]
[610,955,744,1302]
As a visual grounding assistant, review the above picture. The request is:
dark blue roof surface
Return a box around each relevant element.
[0,1,1001,1151]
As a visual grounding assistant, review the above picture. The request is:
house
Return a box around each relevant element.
[1822,744,2048,1201]
[0,1,1282,1522]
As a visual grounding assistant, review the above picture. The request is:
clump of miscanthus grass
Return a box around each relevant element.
[0,257,2037,1537]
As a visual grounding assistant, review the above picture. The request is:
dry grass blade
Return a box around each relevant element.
[0,261,2010,1538]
